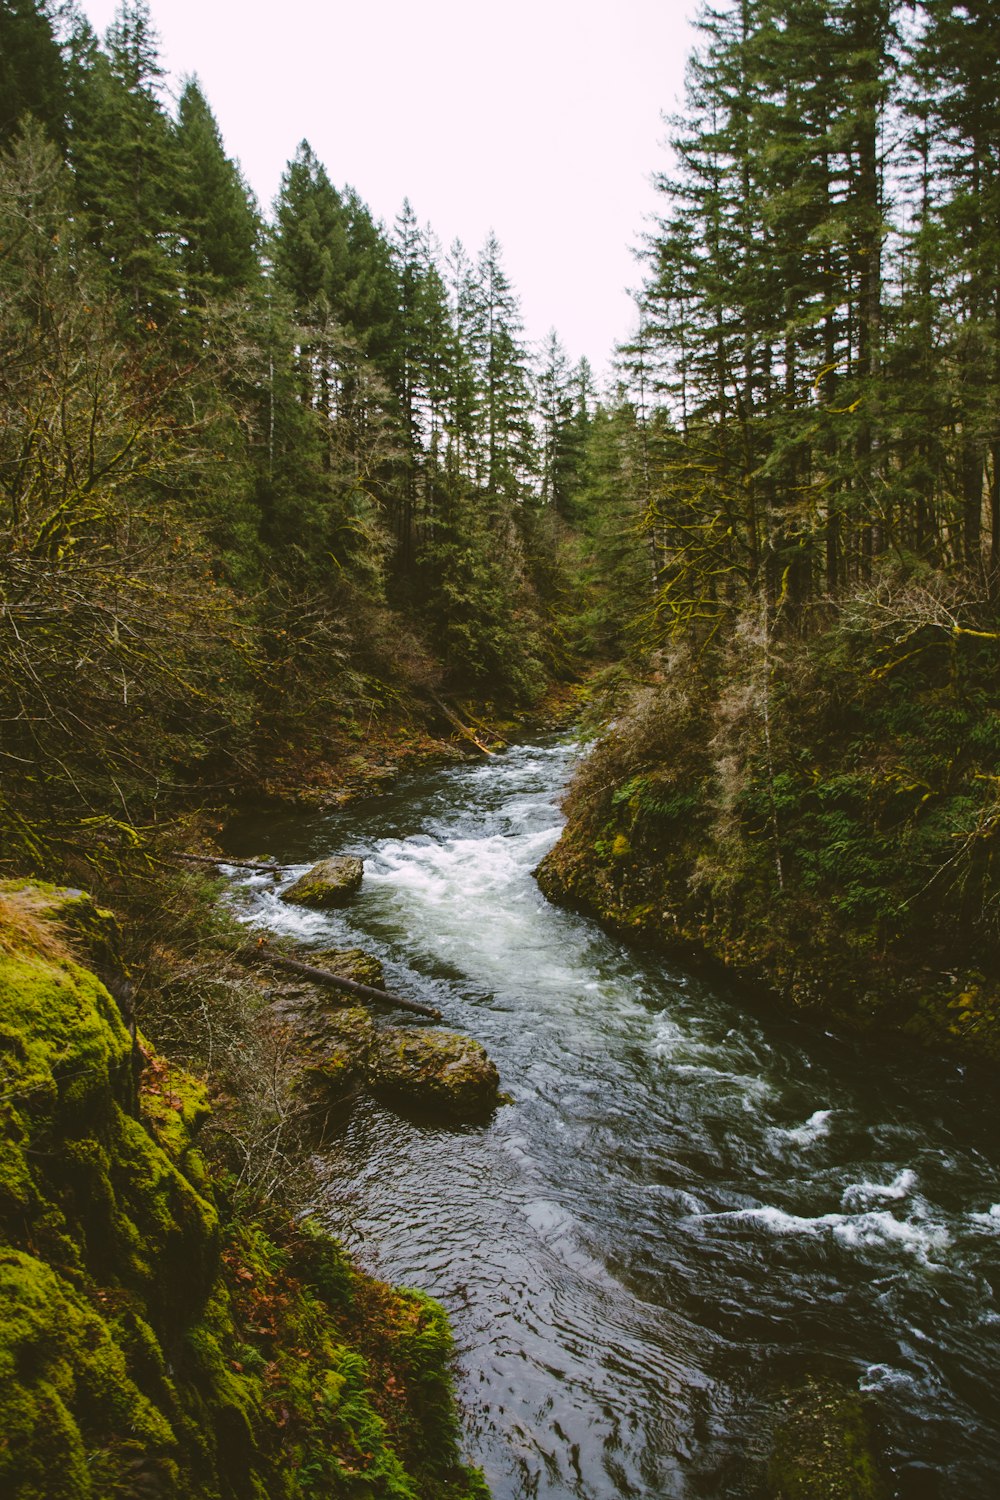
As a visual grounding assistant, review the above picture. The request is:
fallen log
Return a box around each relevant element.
[427,692,497,756]
[252,944,442,1021]
[170,852,282,875]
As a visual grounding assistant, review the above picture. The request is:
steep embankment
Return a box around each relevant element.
[0,883,488,1500]
[537,619,1000,1064]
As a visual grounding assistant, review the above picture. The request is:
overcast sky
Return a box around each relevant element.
[76,1,699,376]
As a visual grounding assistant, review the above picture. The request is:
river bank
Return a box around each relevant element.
[532,646,1000,1072]
[8,711,999,1499]
[0,881,490,1500]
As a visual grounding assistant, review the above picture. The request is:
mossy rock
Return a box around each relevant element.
[311,945,386,990]
[0,887,491,1499]
[0,1249,179,1499]
[367,1027,503,1122]
[281,856,364,909]
[768,1378,888,1499]
[0,879,126,992]
[305,1006,378,1104]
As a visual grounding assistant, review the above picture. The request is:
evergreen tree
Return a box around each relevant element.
[68,0,181,323]
[444,237,482,483]
[915,0,1000,577]
[174,76,260,305]
[536,329,578,514]
[0,0,67,146]
[466,231,535,510]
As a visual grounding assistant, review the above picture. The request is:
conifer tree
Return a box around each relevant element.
[915,0,1000,577]
[174,77,260,305]
[68,0,181,323]
[536,329,576,514]
[0,0,67,146]
[467,231,535,511]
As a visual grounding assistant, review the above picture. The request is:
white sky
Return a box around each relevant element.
[76,0,698,376]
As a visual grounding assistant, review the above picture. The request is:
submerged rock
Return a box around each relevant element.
[367,1026,503,1121]
[280,856,363,909]
[767,1378,888,1499]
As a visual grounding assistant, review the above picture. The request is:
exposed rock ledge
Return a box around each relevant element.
[260,945,505,1124]
[0,882,490,1500]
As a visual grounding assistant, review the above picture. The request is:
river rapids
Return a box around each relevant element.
[224,737,1000,1499]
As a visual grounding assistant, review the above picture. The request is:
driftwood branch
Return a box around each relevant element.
[427,692,497,756]
[252,944,442,1021]
[170,852,281,875]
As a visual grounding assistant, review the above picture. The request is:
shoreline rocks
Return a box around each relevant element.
[258,944,504,1125]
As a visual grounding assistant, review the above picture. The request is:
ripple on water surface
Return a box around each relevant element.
[226,738,1000,1499]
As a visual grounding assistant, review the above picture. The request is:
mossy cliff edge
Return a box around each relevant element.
[0,884,489,1500]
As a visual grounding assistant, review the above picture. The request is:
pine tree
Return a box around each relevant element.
[68,0,181,323]
[915,0,1000,578]
[174,77,260,305]
[0,0,68,147]
[536,330,577,514]
[271,139,345,418]
[466,231,535,511]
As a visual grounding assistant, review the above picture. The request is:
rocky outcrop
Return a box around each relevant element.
[310,946,385,990]
[255,941,503,1124]
[280,856,364,908]
[0,882,490,1500]
[366,1027,503,1121]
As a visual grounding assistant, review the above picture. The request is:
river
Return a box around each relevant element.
[224,736,1000,1499]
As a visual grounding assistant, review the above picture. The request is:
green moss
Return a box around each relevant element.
[282,858,364,910]
[139,1053,212,1164]
[0,1250,178,1499]
[0,891,491,1499]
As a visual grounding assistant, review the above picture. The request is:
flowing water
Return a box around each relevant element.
[224,737,1000,1499]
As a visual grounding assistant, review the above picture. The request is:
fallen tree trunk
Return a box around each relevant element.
[252,944,442,1021]
[427,692,497,756]
[171,852,281,875]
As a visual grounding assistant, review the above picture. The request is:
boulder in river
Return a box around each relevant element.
[366,1026,503,1121]
[281,856,364,909]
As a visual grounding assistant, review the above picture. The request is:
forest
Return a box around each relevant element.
[0,0,609,888]
[1,0,999,1496]
[539,0,1000,1059]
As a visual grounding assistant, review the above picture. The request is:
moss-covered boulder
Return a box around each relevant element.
[312,946,386,990]
[0,887,491,1499]
[0,879,126,991]
[305,1006,378,1102]
[767,1379,888,1499]
[281,857,364,909]
[367,1027,503,1121]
